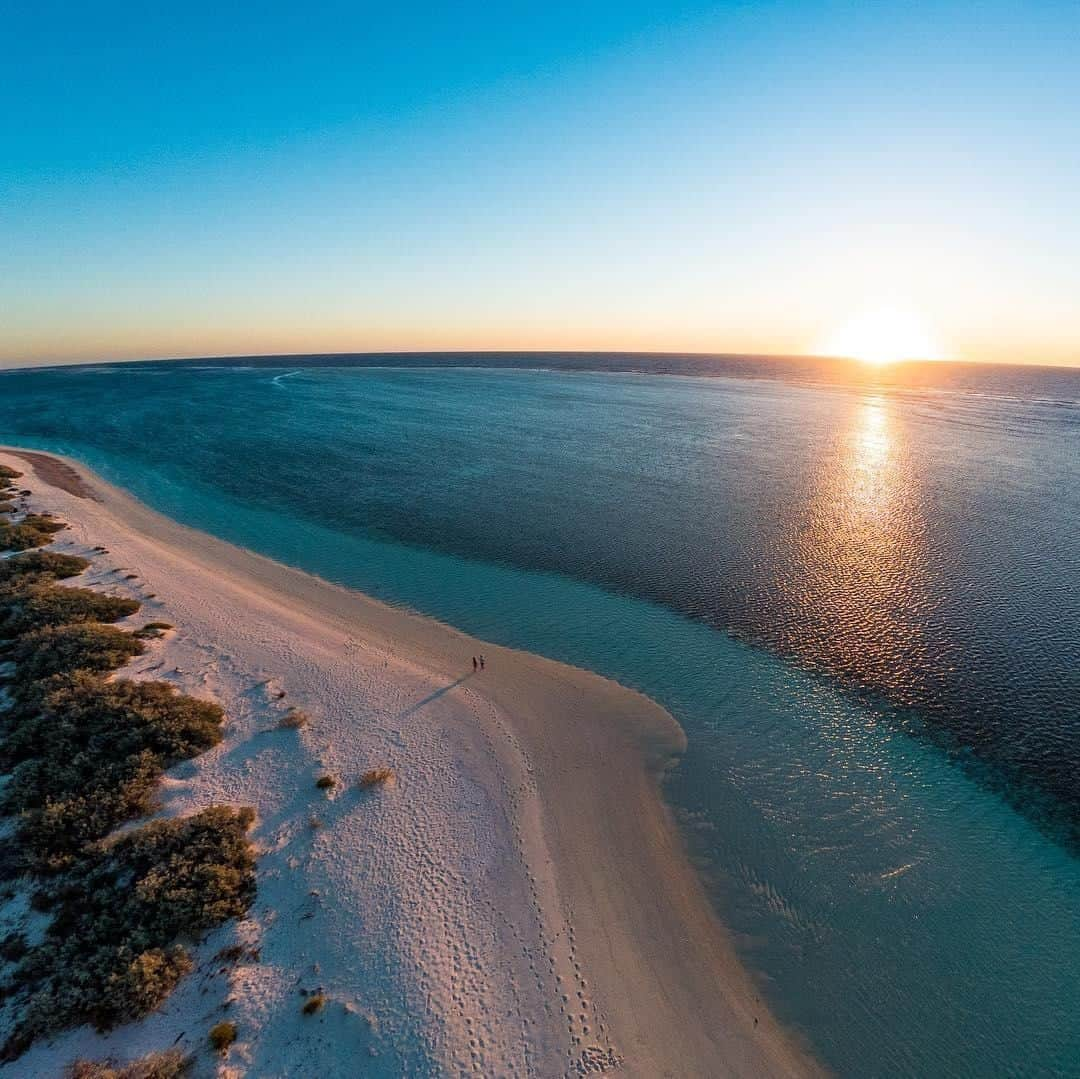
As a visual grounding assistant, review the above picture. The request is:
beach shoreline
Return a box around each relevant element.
[1,446,819,1078]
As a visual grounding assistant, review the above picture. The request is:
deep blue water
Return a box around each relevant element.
[1,357,1078,1076]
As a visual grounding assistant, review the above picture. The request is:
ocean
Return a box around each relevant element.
[1,355,1077,1076]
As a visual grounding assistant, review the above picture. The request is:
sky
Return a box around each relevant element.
[2,1,1079,368]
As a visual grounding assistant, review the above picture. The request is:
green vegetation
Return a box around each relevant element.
[0,514,67,551]
[0,583,140,636]
[69,1049,192,1078]
[208,1020,238,1053]
[1,673,224,872]
[0,807,255,1059]
[133,622,173,640]
[0,549,90,583]
[0,503,257,1060]
[2,622,144,700]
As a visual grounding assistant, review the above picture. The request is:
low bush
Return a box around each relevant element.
[301,993,326,1015]
[0,549,89,583]
[69,1048,192,1079]
[0,807,256,1058]
[0,583,140,636]
[0,503,257,1062]
[315,774,336,790]
[208,1020,237,1052]
[0,516,66,551]
[9,755,162,875]
[1,623,144,696]
[1,674,224,871]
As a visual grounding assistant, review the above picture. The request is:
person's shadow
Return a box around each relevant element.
[393,674,471,722]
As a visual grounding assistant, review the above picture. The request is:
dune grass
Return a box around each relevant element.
[301,993,326,1015]
[208,1020,238,1053]
[278,706,310,729]
[68,1048,191,1078]
[360,766,395,789]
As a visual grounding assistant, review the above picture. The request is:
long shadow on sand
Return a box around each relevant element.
[393,674,471,722]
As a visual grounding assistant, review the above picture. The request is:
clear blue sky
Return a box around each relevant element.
[3,1,1078,366]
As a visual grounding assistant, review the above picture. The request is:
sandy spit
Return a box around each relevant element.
[0,447,820,1079]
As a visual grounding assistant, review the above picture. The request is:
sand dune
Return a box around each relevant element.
[2,448,818,1078]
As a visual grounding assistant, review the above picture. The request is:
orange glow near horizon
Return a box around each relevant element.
[816,304,947,367]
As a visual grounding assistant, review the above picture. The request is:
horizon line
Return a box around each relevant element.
[4,348,1079,376]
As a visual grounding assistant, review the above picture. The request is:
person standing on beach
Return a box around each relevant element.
[479,654,485,670]
[472,656,478,672]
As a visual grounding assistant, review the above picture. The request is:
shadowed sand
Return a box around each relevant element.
[2,447,820,1078]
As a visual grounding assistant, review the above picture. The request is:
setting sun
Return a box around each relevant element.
[817,304,946,366]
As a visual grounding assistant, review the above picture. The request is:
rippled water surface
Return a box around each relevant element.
[1,358,1078,1076]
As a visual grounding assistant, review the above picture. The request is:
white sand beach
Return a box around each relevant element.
[1,448,819,1078]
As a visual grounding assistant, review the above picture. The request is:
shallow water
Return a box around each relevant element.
[1,359,1078,1076]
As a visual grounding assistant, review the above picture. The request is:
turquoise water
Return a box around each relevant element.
[1,360,1078,1075]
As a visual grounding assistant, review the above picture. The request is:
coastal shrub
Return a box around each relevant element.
[133,622,172,640]
[0,515,67,551]
[1,623,143,694]
[0,549,89,583]
[9,755,162,875]
[0,465,22,483]
[1,674,225,871]
[0,583,140,636]
[208,1021,237,1052]
[301,993,326,1015]
[315,774,336,790]
[359,767,395,789]
[102,947,195,1024]
[3,673,224,777]
[68,1048,192,1079]
[0,806,256,1059]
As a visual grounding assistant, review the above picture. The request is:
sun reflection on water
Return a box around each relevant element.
[851,398,892,513]
[774,393,936,705]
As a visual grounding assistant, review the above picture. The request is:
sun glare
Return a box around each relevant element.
[818,304,945,367]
